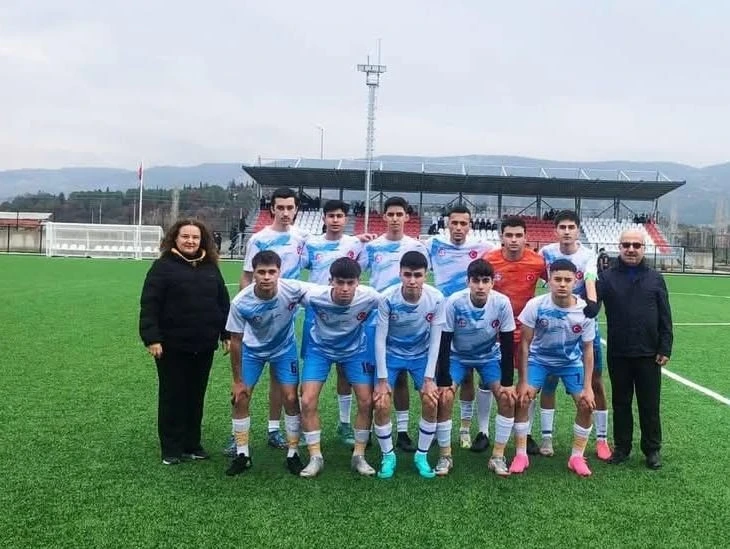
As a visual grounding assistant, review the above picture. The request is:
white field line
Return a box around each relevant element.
[600,339,730,406]
[672,292,730,299]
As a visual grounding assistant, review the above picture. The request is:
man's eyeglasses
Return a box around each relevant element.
[620,242,643,250]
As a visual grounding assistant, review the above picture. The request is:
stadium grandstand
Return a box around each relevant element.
[235,158,684,269]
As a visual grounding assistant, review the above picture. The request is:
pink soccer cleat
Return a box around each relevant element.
[596,440,613,461]
[568,455,592,477]
[509,453,530,474]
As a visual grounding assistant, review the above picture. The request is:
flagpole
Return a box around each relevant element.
[137,162,144,226]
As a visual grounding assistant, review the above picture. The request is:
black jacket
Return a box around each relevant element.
[139,251,231,353]
[597,258,673,358]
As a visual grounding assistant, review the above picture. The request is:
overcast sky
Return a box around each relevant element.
[1,0,728,170]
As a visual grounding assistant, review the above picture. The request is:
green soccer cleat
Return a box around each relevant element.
[337,422,356,447]
[414,453,436,479]
[377,452,397,479]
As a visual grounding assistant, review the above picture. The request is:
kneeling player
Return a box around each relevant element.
[516,259,597,477]
[372,251,444,479]
[225,251,307,476]
[427,259,519,476]
[299,257,380,477]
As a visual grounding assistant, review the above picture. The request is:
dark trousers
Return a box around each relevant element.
[607,355,662,455]
[155,348,214,458]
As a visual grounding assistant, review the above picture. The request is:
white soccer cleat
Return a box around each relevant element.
[459,430,472,449]
[299,456,324,478]
[435,455,454,476]
[351,454,376,476]
[540,437,554,457]
[488,456,510,476]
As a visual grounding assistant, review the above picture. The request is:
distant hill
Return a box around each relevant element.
[0,156,727,224]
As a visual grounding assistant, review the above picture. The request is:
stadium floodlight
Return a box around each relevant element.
[45,222,162,259]
[357,41,386,233]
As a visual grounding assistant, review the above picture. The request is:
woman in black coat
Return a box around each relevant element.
[140,218,231,465]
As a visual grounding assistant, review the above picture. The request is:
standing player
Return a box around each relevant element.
[300,199,367,447]
[516,259,597,477]
[426,205,494,450]
[298,258,380,477]
[426,259,518,476]
[482,216,546,456]
[229,187,307,454]
[363,196,429,452]
[225,251,307,476]
[372,251,444,479]
[538,210,609,460]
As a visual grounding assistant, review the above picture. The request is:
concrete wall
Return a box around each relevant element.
[1,227,44,253]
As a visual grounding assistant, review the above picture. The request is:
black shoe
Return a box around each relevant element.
[225,454,252,476]
[396,432,417,453]
[526,435,540,456]
[645,451,662,470]
[470,432,490,453]
[183,447,210,460]
[162,456,182,465]
[367,433,373,448]
[286,453,305,475]
[609,450,631,465]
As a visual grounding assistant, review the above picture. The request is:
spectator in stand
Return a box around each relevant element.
[597,247,611,273]
[213,231,222,252]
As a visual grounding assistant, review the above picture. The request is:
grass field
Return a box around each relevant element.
[2,255,729,549]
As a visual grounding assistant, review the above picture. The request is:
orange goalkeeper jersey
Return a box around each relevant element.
[483,248,547,321]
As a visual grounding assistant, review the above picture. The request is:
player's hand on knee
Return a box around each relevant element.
[373,380,392,405]
[232,381,246,405]
[420,378,438,408]
[498,385,517,407]
[579,388,596,411]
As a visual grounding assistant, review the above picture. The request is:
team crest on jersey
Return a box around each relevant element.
[315,253,323,262]
[252,315,263,324]
[494,273,503,282]
[425,312,435,323]
[539,318,549,328]
[469,250,478,259]
[491,319,500,329]
[389,313,399,321]
[357,311,368,321]
[374,254,383,263]
[572,324,583,333]
[526,273,535,282]
[457,318,467,328]
[438,248,446,257]
[296,245,303,255]
[318,311,329,321]
[347,250,355,259]
[576,271,584,280]
[288,302,297,311]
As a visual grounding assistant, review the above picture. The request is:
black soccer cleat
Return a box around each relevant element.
[183,447,210,460]
[396,432,417,453]
[526,435,540,456]
[286,453,305,475]
[225,453,252,476]
[470,432,491,453]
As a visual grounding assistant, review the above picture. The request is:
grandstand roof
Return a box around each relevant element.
[0,211,52,228]
[243,159,685,201]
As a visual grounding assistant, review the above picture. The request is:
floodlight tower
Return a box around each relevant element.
[357,44,386,232]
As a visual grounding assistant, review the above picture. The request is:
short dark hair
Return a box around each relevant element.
[330,257,361,279]
[383,196,408,212]
[500,216,526,233]
[270,187,299,208]
[400,251,428,271]
[467,258,494,280]
[554,209,580,227]
[599,247,606,253]
[323,199,349,215]
[549,258,577,274]
[252,250,281,269]
[447,205,471,218]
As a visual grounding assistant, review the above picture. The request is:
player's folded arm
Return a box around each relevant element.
[499,330,515,387]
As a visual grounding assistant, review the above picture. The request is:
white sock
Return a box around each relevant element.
[513,421,530,456]
[303,430,322,457]
[494,414,514,446]
[526,399,537,434]
[232,417,251,456]
[284,414,301,458]
[460,399,474,423]
[268,419,280,433]
[338,394,352,424]
[374,422,394,455]
[476,388,492,435]
[396,410,410,433]
[417,418,436,455]
[572,424,593,457]
[436,420,452,449]
[353,429,370,456]
[540,408,555,440]
[593,410,608,440]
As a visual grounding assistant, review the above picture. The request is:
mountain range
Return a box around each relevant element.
[0,156,727,225]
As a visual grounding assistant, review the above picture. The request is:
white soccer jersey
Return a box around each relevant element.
[426,235,494,297]
[539,242,597,299]
[436,288,516,365]
[376,283,444,369]
[226,279,311,359]
[243,226,307,279]
[363,235,429,292]
[518,293,596,368]
[301,234,364,285]
[301,284,381,360]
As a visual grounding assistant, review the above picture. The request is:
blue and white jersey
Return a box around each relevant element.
[518,293,596,368]
[436,288,515,365]
[301,234,364,285]
[243,226,307,279]
[539,242,597,299]
[377,283,444,361]
[363,235,429,292]
[301,284,381,360]
[226,279,310,360]
[426,235,494,297]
